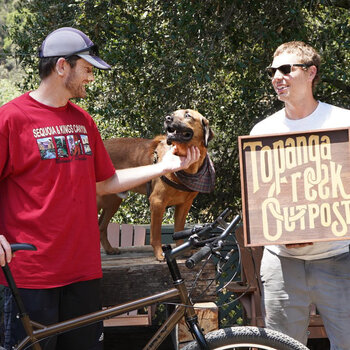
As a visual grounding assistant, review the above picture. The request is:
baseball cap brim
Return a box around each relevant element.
[78,53,111,70]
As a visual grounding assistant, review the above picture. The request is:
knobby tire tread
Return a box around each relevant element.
[181,326,309,350]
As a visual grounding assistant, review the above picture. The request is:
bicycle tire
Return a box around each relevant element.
[181,326,309,350]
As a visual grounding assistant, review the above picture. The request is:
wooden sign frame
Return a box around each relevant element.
[239,127,350,246]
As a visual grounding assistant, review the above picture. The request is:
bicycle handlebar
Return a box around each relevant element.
[173,227,198,240]
[173,208,231,241]
[185,245,211,269]
[10,243,37,253]
[185,213,241,269]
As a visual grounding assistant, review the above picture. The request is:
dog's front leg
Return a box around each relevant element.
[98,194,123,255]
[174,199,195,246]
[149,200,166,261]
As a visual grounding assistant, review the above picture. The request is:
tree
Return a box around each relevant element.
[0,0,22,103]
[5,0,350,223]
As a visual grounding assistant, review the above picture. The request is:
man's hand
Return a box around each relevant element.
[0,235,12,266]
[285,242,313,249]
[160,145,200,173]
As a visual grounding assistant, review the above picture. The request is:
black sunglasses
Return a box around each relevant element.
[266,63,312,78]
[38,44,99,58]
[64,44,99,58]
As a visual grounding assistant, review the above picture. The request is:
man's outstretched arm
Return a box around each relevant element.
[96,145,200,196]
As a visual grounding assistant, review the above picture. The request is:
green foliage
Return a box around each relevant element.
[0,0,23,100]
[5,0,350,224]
[0,78,20,104]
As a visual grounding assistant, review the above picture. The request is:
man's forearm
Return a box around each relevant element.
[96,145,200,196]
[96,162,166,196]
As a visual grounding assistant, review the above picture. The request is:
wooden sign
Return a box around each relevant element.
[239,128,350,246]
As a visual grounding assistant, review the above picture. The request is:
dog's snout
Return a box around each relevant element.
[165,115,173,124]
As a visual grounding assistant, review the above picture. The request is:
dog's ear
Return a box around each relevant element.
[201,117,214,147]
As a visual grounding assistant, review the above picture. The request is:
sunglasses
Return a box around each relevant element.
[38,44,100,58]
[266,63,312,78]
[64,44,99,58]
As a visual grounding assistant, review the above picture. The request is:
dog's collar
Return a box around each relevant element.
[160,175,194,192]
[152,150,193,192]
[153,151,215,194]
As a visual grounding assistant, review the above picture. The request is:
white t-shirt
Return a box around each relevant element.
[250,101,350,260]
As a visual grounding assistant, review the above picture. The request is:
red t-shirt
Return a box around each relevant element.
[0,92,115,288]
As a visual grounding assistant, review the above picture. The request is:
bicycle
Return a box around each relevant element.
[1,209,308,350]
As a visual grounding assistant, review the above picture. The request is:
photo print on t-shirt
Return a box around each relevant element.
[67,134,83,156]
[37,137,56,160]
[80,134,92,155]
[54,136,69,158]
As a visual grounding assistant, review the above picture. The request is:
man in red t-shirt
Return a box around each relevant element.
[0,27,199,350]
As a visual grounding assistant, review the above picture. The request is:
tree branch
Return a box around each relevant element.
[327,0,350,9]
[323,77,350,93]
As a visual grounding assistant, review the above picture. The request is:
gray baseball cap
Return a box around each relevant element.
[39,27,111,70]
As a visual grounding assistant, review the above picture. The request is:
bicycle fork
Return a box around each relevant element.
[176,280,209,350]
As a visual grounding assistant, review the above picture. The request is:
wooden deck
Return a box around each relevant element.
[101,246,217,307]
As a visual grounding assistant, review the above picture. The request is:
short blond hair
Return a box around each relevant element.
[274,41,321,88]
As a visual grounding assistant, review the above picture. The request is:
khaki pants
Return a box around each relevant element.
[261,248,350,350]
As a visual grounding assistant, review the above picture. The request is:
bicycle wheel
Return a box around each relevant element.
[181,326,309,350]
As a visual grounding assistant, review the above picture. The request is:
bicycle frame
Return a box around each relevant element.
[1,243,209,350]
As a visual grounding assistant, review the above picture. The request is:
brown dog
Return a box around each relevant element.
[97,109,215,261]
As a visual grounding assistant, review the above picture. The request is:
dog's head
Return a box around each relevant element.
[164,109,214,156]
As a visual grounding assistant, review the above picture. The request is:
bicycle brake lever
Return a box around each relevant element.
[189,235,204,247]
[224,248,235,262]
[212,240,224,252]
[216,217,228,229]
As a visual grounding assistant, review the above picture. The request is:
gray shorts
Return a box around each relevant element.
[261,247,350,350]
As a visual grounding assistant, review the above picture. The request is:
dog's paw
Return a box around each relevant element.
[105,247,121,255]
[153,246,165,262]
[156,255,165,262]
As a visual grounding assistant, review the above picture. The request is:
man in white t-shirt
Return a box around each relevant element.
[251,41,350,349]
